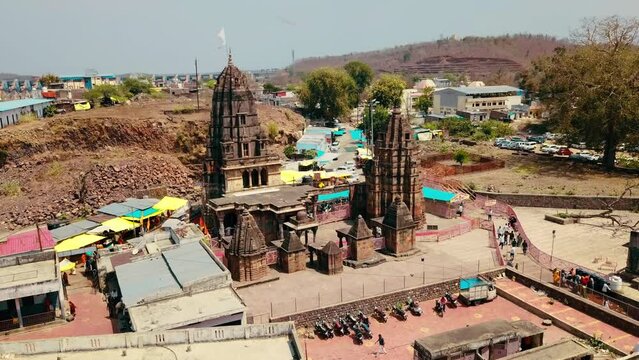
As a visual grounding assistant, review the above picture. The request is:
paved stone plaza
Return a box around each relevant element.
[237,227,498,318]
[514,207,638,273]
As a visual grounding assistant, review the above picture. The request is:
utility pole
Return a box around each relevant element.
[194,58,200,111]
[36,223,42,252]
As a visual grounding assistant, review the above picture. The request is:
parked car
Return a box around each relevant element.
[570,151,601,162]
[494,137,507,146]
[527,135,546,144]
[510,136,526,143]
[541,144,561,154]
[517,141,537,152]
[499,141,515,149]
[556,147,572,156]
[571,142,587,149]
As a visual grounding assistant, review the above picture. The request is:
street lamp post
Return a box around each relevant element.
[550,229,556,267]
[368,100,377,156]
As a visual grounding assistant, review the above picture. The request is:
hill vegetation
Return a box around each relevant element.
[291,34,566,85]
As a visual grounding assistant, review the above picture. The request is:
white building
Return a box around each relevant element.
[0,98,53,129]
[432,85,523,117]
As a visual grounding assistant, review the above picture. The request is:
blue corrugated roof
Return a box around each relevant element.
[422,186,455,202]
[0,98,53,112]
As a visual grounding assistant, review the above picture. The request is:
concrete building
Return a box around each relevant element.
[114,240,246,332]
[432,85,523,117]
[0,322,303,360]
[502,338,593,360]
[0,98,53,129]
[413,319,544,360]
[59,74,117,90]
[296,133,329,155]
[0,251,65,331]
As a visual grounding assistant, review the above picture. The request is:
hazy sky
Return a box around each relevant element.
[4,0,639,75]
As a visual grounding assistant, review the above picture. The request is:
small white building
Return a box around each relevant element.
[0,98,53,129]
[432,85,523,116]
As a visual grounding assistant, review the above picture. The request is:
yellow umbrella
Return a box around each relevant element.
[59,259,76,272]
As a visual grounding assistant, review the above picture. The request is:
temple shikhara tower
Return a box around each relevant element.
[365,108,424,224]
[225,208,268,282]
[203,54,282,202]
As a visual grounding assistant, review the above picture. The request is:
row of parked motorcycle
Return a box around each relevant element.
[314,311,372,344]
[313,298,424,343]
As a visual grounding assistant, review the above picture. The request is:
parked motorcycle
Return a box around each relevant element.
[445,292,458,308]
[339,317,350,335]
[357,310,369,325]
[352,323,364,344]
[315,320,330,338]
[433,300,444,317]
[407,297,423,316]
[333,318,344,336]
[373,306,388,323]
[392,304,408,320]
[346,312,358,325]
[358,321,372,339]
[321,318,334,338]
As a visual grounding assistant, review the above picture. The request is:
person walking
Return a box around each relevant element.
[458,203,464,217]
[487,209,493,221]
[522,240,528,255]
[509,247,515,261]
[375,334,387,356]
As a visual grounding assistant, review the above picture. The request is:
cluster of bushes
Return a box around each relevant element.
[172,105,196,114]
[424,118,514,140]
[283,145,316,160]
[84,78,154,107]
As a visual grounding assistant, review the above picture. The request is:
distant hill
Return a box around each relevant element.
[291,34,567,85]
[0,73,35,81]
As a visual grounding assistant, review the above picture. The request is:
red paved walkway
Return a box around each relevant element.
[496,278,638,354]
[304,296,571,360]
[1,273,116,342]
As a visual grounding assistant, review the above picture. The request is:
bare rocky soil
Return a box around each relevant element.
[0,96,305,231]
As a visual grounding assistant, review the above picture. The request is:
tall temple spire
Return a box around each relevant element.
[364,108,424,224]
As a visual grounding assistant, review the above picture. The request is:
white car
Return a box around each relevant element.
[541,144,561,154]
[517,142,537,152]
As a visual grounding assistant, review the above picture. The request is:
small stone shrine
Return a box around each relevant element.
[372,196,417,255]
[273,230,307,274]
[225,208,268,282]
[318,241,343,275]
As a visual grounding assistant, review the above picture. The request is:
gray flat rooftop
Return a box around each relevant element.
[98,203,136,216]
[208,185,312,209]
[116,255,181,307]
[0,323,301,360]
[121,198,159,210]
[437,85,521,95]
[128,287,245,332]
[115,241,226,307]
[0,260,56,290]
[163,241,223,287]
[503,339,592,359]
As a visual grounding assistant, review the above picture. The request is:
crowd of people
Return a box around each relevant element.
[497,220,528,263]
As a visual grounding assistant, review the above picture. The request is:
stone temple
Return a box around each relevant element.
[365,108,424,225]
[203,53,282,201]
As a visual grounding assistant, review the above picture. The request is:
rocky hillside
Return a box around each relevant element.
[291,34,566,84]
[0,96,305,231]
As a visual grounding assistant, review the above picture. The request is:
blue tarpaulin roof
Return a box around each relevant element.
[349,129,365,141]
[0,98,53,112]
[422,187,455,202]
[318,190,350,202]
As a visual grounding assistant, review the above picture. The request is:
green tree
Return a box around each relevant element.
[267,122,279,140]
[43,105,57,117]
[263,83,282,93]
[283,145,296,159]
[122,77,152,96]
[344,61,374,103]
[369,74,406,108]
[441,118,474,137]
[297,67,356,121]
[522,16,639,170]
[453,149,470,166]
[83,84,127,107]
[414,88,434,114]
[40,73,60,86]
[204,79,217,89]
[358,105,390,138]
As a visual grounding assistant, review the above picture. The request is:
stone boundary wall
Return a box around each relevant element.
[504,268,639,337]
[476,191,639,211]
[421,153,505,176]
[270,269,503,327]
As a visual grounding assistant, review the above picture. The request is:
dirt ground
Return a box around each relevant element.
[0,95,305,231]
[420,141,638,196]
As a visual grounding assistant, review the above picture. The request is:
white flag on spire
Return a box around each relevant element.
[217,27,226,48]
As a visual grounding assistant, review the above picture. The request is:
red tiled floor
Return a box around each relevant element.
[304,296,571,360]
[1,273,116,342]
[496,278,639,354]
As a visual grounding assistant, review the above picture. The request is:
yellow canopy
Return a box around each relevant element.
[55,234,104,253]
[152,196,188,212]
[299,160,315,167]
[59,259,76,272]
[73,102,91,111]
[356,148,372,157]
[102,218,139,232]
